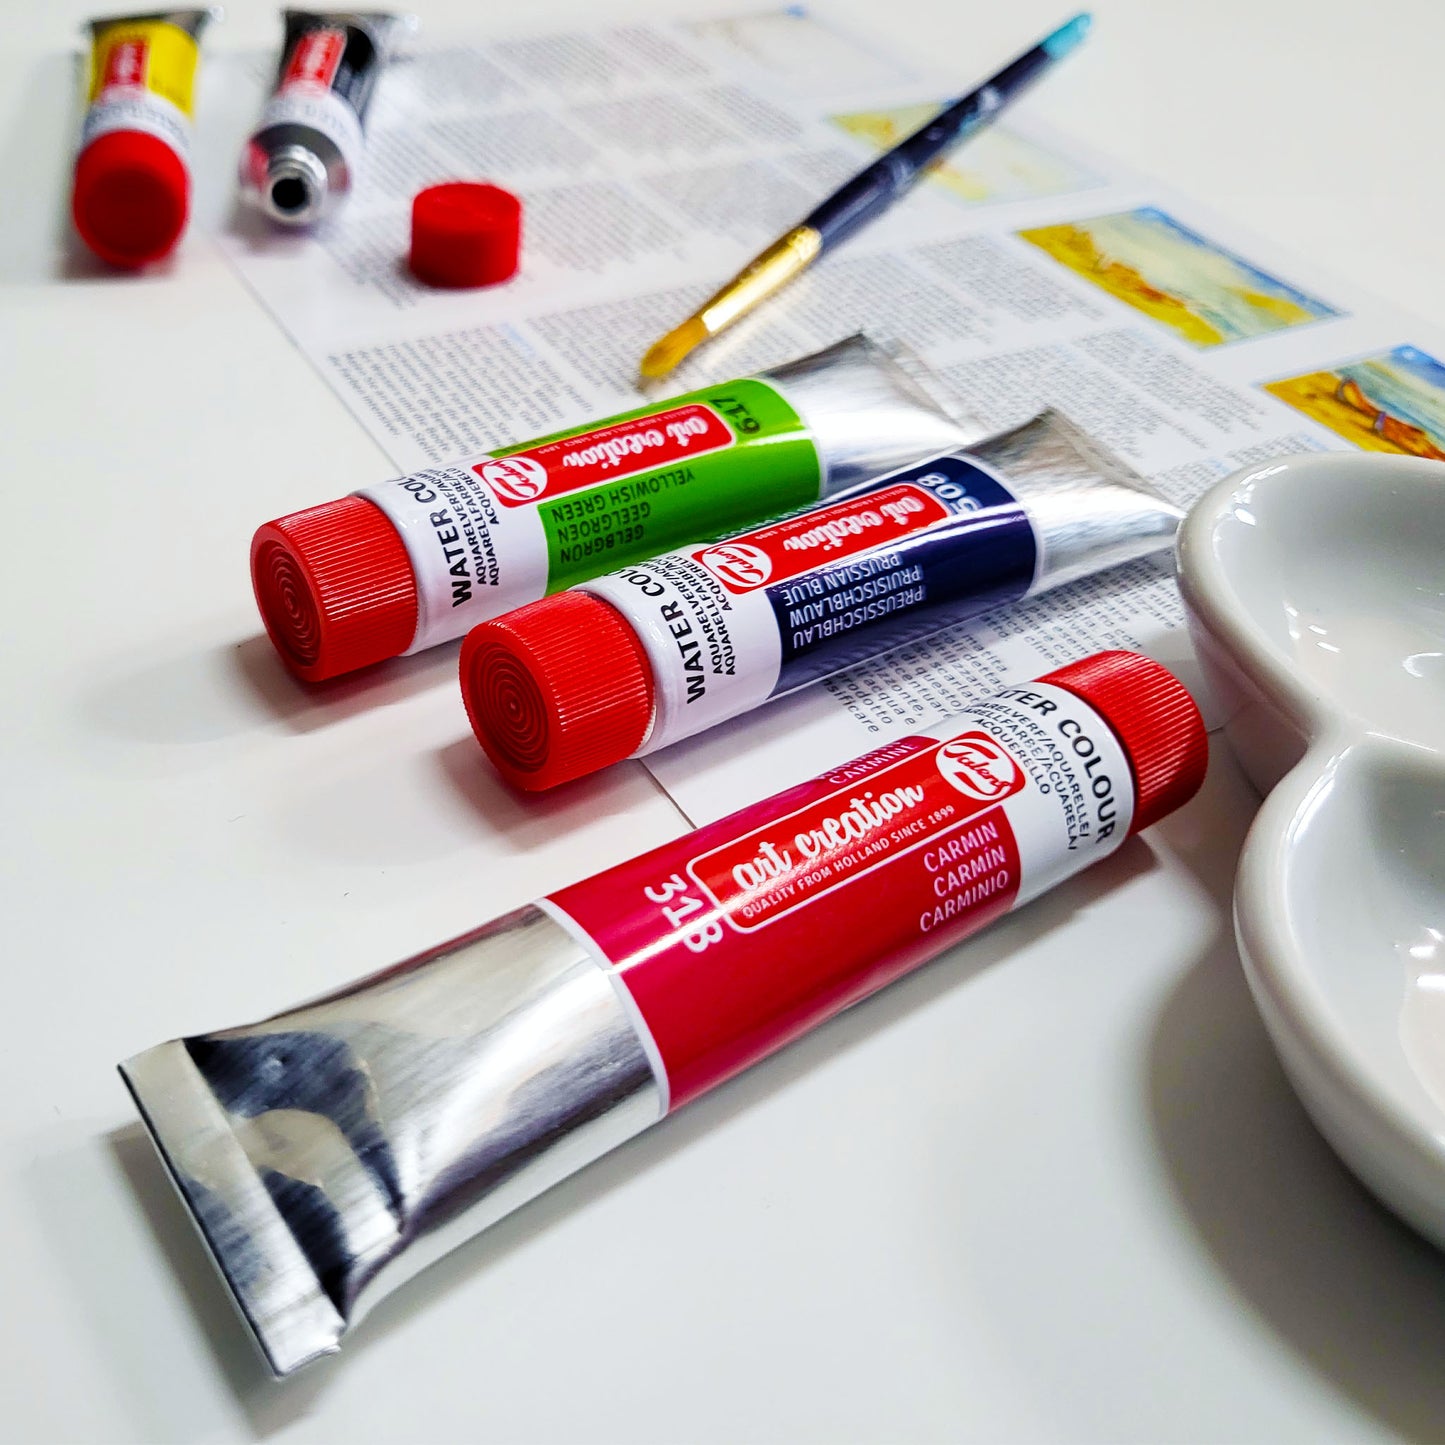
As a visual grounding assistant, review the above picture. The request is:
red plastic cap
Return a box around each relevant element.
[410,183,522,288]
[1041,650,1208,835]
[72,129,189,268]
[460,592,655,791]
[251,496,419,683]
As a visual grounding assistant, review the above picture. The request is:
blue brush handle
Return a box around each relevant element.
[803,14,1089,249]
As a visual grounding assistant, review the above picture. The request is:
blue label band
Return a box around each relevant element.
[764,453,1037,697]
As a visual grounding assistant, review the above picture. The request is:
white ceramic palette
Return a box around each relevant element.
[1178,451,1445,1246]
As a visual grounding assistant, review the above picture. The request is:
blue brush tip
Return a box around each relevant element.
[1043,12,1092,60]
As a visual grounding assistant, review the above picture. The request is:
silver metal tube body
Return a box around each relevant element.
[763,335,982,495]
[121,905,659,1377]
[971,409,1183,592]
[86,8,217,42]
[251,137,342,226]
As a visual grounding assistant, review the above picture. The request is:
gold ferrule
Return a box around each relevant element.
[698,225,823,336]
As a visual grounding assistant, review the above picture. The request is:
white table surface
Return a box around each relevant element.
[4,1,1445,1440]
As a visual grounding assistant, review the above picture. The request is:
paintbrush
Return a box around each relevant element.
[639,12,1092,381]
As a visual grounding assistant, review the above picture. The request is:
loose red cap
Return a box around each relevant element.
[72,130,189,269]
[1041,650,1208,834]
[251,496,419,683]
[460,592,655,791]
[410,183,522,288]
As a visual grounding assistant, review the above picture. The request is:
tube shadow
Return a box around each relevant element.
[231,632,462,734]
[109,1124,338,1438]
[253,731,678,876]
[435,733,680,846]
[78,633,460,749]
[114,835,1158,1435]
[25,1118,322,1443]
[219,193,305,253]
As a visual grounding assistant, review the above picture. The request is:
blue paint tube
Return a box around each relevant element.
[460,410,1184,790]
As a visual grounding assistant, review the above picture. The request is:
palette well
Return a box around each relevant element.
[1178,451,1445,1246]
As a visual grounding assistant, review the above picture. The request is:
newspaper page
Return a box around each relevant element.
[214,10,1445,823]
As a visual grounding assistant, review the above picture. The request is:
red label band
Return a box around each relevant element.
[689,732,1024,929]
[690,482,950,593]
[283,28,347,89]
[477,403,734,507]
[549,730,1025,1109]
[102,37,148,90]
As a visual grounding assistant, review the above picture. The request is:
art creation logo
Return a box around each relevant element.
[935,734,1024,802]
[103,38,148,89]
[696,541,772,589]
[476,404,733,507]
[284,28,346,89]
[692,482,950,594]
[480,454,548,503]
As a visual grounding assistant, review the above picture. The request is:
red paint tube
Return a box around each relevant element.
[120,650,1206,1375]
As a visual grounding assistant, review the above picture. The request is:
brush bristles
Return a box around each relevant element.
[639,317,708,380]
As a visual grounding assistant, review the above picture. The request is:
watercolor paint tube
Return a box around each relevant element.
[120,650,1207,1376]
[461,410,1184,789]
[240,8,411,228]
[251,335,977,682]
[72,7,219,268]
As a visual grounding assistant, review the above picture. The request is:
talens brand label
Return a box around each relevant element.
[478,404,734,507]
[284,28,346,89]
[547,682,1141,1110]
[102,37,148,90]
[687,731,1025,930]
[692,483,949,592]
[548,722,1032,1107]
